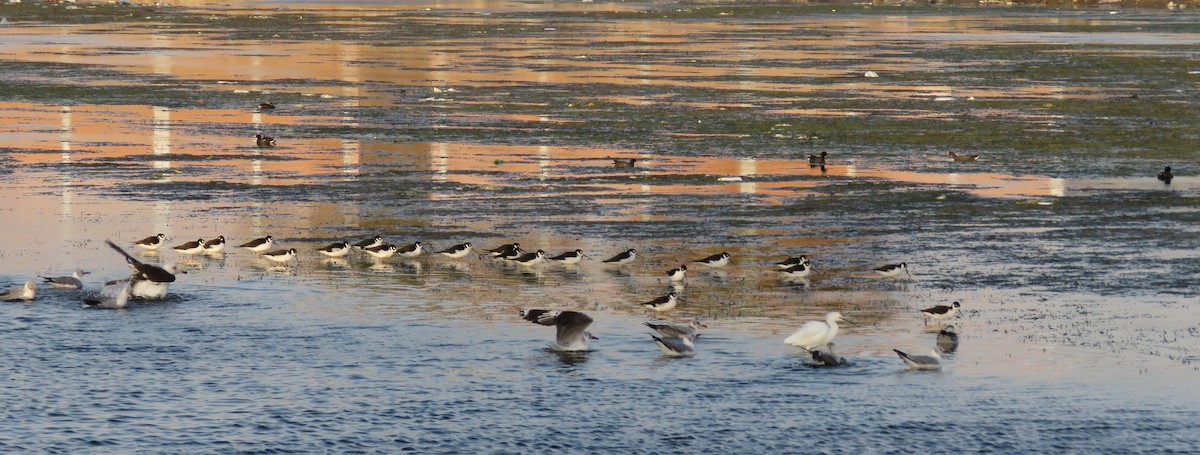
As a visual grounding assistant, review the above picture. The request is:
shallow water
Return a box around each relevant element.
[2,1,1200,452]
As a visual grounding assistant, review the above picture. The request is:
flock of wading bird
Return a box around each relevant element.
[3,228,964,370]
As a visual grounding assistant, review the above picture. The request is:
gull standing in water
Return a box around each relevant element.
[651,335,695,357]
[784,312,852,353]
[41,270,90,289]
[645,319,705,341]
[84,284,131,310]
[520,309,596,352]
[894,349,942,370]
[1,280,38,301]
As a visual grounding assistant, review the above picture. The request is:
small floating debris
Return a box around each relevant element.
[0,17,9,26]
[864,71,879,78]
[934,96,956,101]
[233,90,250,94]
[717,176,743,182]
[320,94,334,99]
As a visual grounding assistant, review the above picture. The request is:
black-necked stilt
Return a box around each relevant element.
[778,262,812,280]
[133,233,166,251]
[894,349,941,370]
[611,157,637,167]
[1,280,37,301]
[255,134,276,148]
[1158,166,1173,184]
[641,292,678,312]
[173,238,205,256]
[84,284,131,310]
[602,248,636,265]
[239,236,275,256]
[520,309,596,352]
[693,252,732,268]
[667,265,687,282]
[202,236,226,254]
[509,249,546,266]
[364,244,399,262]
[949,151,980,161]
[352,236,384,251]
[318,241,352,258]
[808,151,828,166]
[776,256,811,269]
[41,270,89,289]
[485,242,522,259]
[129,273,174,300]
[262,248,299,265]
[548,249,589,265]
[436,242,474,259]
[645,319,705,341]
[396,242,423,258]
[784,312,852,353]
[920,301,961,324]
[259,101,275,110]
[105,240,176,284]
[651,335,695,357]
[873,262,911,279]
[937,325,959,353]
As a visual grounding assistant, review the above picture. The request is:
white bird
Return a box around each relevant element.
[784,311,853,352]
[41,270,90,289]
[1,280,38,301]
[84,285,131,310]
[894,349,942,370]
[645,319,705,341]
[520,309,596,352]
[651,335,695,357]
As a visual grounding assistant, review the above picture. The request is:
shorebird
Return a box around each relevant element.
[784,312,852,353]
[255,134,276,148]
[262,248,298,265]
[894,349,942,370]
[84,285,131,310]
[808,151,828,166]
[106,240,176,284]
[41,270,90,289]
[1158,166,1173,184]
[363,244,399,263]
[547,249,589,265]
[651,335,695,357]
[352,236,384,251]
[520,309,596,352]
[641,292,678,313]
[239,236,274,256]
[318,241,352,258]
[202,236,226,254]
[484,243,522,259]
[645,319,705,341]
[1,280,38,301]
[436,242,474,259]
[509,249,546,267]
[937,325,960,353]
[948,151,980,161]
[778,262,812,280]
[611,157,637,167]
[667,265,688,282]
[258,101,275,110]
[173,238,205,257]
[776,256,811,269]
[693,252,732,268]
[602,249,636,265]
[873,262,911,279]
[133,233,167,251]
[396,242,423,258]
[920,301,961,324]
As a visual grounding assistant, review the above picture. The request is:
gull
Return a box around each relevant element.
[84,284,131,310]
[920,301,961,324]
[520,309,596,352]
[873,262,911,279]
[106,240,176,283]
[1,280,38,301]
[133,233,167,251]
[894,349,942,370]
[651,335,695,357]
[937,325,960,353]
[645,319,705,341]
[784,311,853,352]
[641,292,678,312]
[810,342,847,367]
[41,270,90,289]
